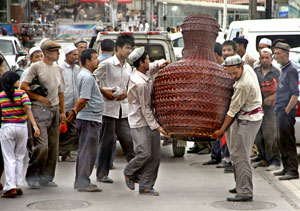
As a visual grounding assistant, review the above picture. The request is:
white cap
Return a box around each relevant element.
[64,45,77,55]
[259,38,272,47]
[128,47,145,63]
[224,55,243,66]
[29,47,42,57]
[39,38,50,48]
[261,48,273,55]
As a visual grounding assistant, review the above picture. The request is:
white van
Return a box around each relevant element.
[227,18,300,59]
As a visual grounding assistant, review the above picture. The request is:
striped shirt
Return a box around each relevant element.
[0,89,31,124]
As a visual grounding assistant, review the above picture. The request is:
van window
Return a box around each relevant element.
[228,28,241,40]
[134,44,166,62]
[256,35,300,50]
[173,37,184,48]
[0,40,15,55]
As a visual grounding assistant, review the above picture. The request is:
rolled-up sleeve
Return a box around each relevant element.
[23,65,37,84]
[288,68,299,96]
[227,87,247,118]
[137,84,160,130]
[94,62,107,86]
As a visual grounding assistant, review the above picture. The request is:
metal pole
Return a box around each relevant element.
[222,0,227,31]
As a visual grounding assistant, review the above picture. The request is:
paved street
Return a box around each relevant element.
[0,142,298,211]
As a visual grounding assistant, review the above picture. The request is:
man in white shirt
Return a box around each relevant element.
[124,48,168,196]
[211,55,263,202]
[93,34,135,184]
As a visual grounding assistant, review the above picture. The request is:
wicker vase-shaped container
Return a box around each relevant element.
[154,14,234,139]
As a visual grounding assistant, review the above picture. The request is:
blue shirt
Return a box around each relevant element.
[275,62,299,112]
[98,53,113,63]
[76,67,104,123]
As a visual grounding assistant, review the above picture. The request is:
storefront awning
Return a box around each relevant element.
[117,0,132,3]
[79,0,110,3]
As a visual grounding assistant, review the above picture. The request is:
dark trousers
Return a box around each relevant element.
[276,109,298,176]
[75,119,101,187]
[96,116,135,179]
[210,139,229,161]
[59,112,78,157]
[255,106,281,166]
[26,105,60,184]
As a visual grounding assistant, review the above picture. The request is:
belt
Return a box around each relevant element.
[240,106,263,115]
[33,104,59,111]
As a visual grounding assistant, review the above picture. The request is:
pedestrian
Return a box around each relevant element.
[79,8,86,22]
[21,40,66,189]
[233,37,257,68]
[59,45,80,162]
[144,20,149,32]
[19,47,43,84]
[94,34,135,184]
[0,71,40,198]
[252,48,281,170]
[74,38,88,67]
[73,5,78,22]
[21,32,35,50]
[273,42,299,180]
[0,56,6,192]
[68,48,103,192]
[124,47,169,196]
[253,38,273,69]
[211,55,263,202]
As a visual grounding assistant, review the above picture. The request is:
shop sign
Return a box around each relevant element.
[57,24,96,39]
[0,24,13,36]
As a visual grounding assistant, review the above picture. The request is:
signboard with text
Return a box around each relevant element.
[0,24,13,36]
[57,24,96,39]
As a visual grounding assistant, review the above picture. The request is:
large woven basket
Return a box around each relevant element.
[154,14,234,139]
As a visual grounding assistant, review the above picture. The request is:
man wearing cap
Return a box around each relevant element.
[124,48,169,196]
[211,55,263,202]
[94,34,135,184]
[59,45,80,162]
[253,38,275,69]
[21,40,66,188]
[273,42,299,180]
[74,39,88,66]
[233,37,257,68]
[252,48,281,171]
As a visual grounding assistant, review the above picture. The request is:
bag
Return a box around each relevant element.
[30,77,48,97]
[261,77,277,97]
[60,122,68,133]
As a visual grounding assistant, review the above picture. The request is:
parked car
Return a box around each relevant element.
[0,51,12,73]
[0,36,28,71]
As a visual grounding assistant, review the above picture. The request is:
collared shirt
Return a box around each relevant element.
[128,59,165,129]
[227,64,263,121]
[76,67,104,123]
[93,55,132,119]
[275,61,299,112]
[254,64,280,87]
[98,53,113,63]
[23,61,66,106]
[60,61,80,112]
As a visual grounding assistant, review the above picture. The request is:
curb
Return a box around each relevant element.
[257,168,300,210]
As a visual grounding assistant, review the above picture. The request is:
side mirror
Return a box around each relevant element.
[15,51,28,62]
[11,63,20,72]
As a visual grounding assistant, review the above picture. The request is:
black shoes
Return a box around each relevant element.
[224,165,234,173]
[203,159,221,165]
[97,176,113,183]
[278,174,299,181]
[124,175,135,190]
[227,195,253,202]
[273,170,286,176]
[229,188,237,194]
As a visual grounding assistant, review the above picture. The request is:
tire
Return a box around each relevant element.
[172,139,185,157]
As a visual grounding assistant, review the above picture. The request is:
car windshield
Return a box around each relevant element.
[0,40,15,55]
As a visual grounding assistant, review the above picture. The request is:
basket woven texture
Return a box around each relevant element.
[154,14,234,139]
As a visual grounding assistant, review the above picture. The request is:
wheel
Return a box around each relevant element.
[172,139,186,157]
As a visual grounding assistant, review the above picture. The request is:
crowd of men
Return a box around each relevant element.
[0,32,298,202]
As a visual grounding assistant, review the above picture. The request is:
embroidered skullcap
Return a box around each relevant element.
[128,47,145,63]
[29,47,41,57]
[64,45,77,55]
[259,38,272,47]
[224,55,243,67]
[261,48,273,55]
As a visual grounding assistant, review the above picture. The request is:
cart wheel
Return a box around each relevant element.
[172,140,185,157]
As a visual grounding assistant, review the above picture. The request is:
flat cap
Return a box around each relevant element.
[41,40,61,51]
[233,37,248,44]
[29,47,41,56]
[224,55,243,66]
[64,45,77,55]
[259,38,272,46]
[275,42,290,52]
[128,47,145,63]
[74,38,88,46]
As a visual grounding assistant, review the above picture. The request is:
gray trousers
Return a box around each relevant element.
[26,105,60,184]
[59,112,78,156]
[229,119,262,197]
[124,126,161,190]
[255,106,280,166]
[75,119,101,187]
